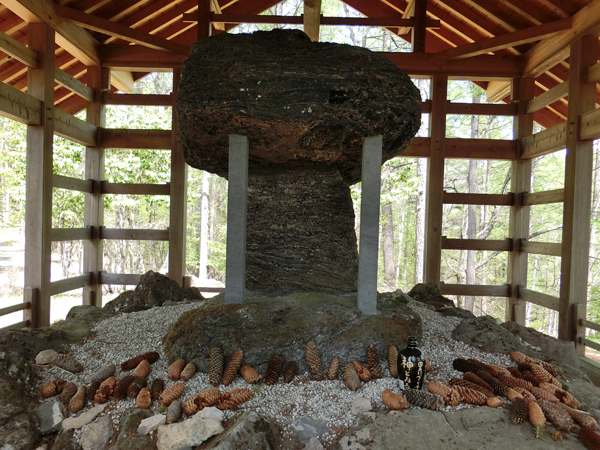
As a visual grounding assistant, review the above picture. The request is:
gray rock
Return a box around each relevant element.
[34,350,58,366]
[0,412,39,450]
[137,414,166,435]
[303,438,325,450]
[438,306,475,319]
[164,293,421,373]
[452,315,534,354]
[65,306,114,323]
[110,435,154,450]
[351,397,372,415]
[407,283,455,311]
[156,407,224,450]
[288,417,330,444]
[36,401,66,434]
[49,319,91,340]
[115,408,153,441]
[203,411,279,450]
[331,408,586,450]
[50,430,82,450]
[79,415,113,450]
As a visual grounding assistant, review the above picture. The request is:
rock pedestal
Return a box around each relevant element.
[176,29,421,293]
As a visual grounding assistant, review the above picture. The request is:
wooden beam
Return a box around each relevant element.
[98,128,172,149]
[0,29,37,67]
[520,121,567,159]
[100,228,170,241]
[110,70,134,93]
[440,283,511,297]
[55,5,190,55]
[102,92,173,106]
[526,81,569,114]
[0,81,41,125]
[523,0,600,78]
[559,34,597,347]
[397,0,415,35]
[445,138,518,160]
[507,77,534,325]
[54,67,94,102]
[411,0,427,52]
[446,102,518,116]
[486,81,511,103]
[53,174,94,193]
[101,182,170,195]
[520,240,562,257]
[518,286,560,311]
[442,237,513,252]
[101,45,186,71]
[580,107,600,141]
[304,0,322,42]
[24,23,54,328]
[198,0,211,41]
[99,272,141,286]
[424,75,447,285]
[53,107,97,146]
[49,273,92,296]
[51,227,93,241]
[2,0,100,66]
[522,189,564,206]
[436,19,572,61]
[0,301,30,317]
[443,192,514,206]
[588,61,600,83]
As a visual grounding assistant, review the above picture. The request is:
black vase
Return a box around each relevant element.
[398,336,425,389]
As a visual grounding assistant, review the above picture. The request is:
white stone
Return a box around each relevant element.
[137,414,166,435]
[62,404,106,430]
[303,437,325,450]
[351,397,372,415]
[35,349,59,365]
[156,407,224,450]
[79,415,113,450]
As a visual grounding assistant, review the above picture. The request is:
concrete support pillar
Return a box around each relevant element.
[224,135,249,304]
[357,135,383,314]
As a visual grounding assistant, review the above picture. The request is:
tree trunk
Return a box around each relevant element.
[199,170,210,281]
[464,159,478,312]
[415,158,426,284]
[382,202,395,291]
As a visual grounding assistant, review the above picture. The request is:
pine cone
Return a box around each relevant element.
[182,395,199,416]
[326,356,340,380]
[453,358,486,374]
[510,398,529,424]
[559,403,598,430]
[487,396,503,408]
[475,370,508,396]
[551,431,563,441]
[94,376,116,403]
[488,364,511,377]
[529,400,546,439]
[40,380,61,398]
[538,399,573,431]
[352,360,371,382]
[505,388,524,403]
[127,377,147,399]
[60,382,77,405]
[427,381,461,406]
[196,387,222,408]
[209,347,224,386]
[67,385,86,413]
[463,371,493,392]
[283,361,298,383]
[343,362,361,391]
[387,345,398,378]
[180,363,197,382]
[498,373,533,391]
[511,351,562,377]
[159,382,185,406]
[222,350,243,386]
[151,378,165,399]
[453,385,488,405]
[382,390,408,410]
[305,341,325,381]
[90,363,115,382]
[167,359,186,380]
[449,378,493,397]
[579,427,600,449]
[113,375,137,400]
[529,386,560,403]
[467,358,497,376]
[166,399,182,424]
[216,388,252,410]
[54,355,83,373]
[120,351,160,371]
[507,367,524,379]
[366,345,383,379]
[136,387,152,409]
[531,364,557,385]
[239,365,260,384]
[132,359,151,378]
[513,387,536,402]
[510,351,529,365]
[405,388,444,411]
[264,354,284,385]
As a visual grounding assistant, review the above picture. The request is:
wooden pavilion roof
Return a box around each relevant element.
[1,0,599,130]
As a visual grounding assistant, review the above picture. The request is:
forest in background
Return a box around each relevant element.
[0,0,599,341]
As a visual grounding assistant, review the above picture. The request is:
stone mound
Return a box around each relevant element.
[163,292,422,373]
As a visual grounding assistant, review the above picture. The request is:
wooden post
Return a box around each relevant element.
[558,34,597,348]
[573,303,586,355]
[197,0,211,41]
[423,75,447,284]
[357,135,383,315]
[83,66,107,307]
[224,135,249,304]
[506,78,534,324]
[304,0,322,42]
[24,24,54,328]
[169,68,187,286]
[411,0,427,53]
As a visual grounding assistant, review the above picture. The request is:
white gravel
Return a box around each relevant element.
[34,298,514,447]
